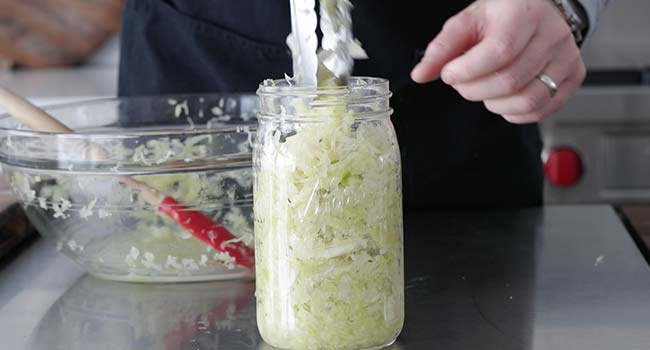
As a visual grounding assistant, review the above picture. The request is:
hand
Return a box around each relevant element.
[410,0,586,124]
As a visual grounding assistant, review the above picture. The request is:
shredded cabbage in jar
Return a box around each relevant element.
[254,104,404,350]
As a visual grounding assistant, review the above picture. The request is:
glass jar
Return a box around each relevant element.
[254,77,404,350]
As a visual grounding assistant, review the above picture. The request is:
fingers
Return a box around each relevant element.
[440,26,535,85]
[450,15,578,101]
[451,34,558,101]
[412,2,538,85]
[411,12,478,83]
[499,59,586,124]
[482,41,581,116]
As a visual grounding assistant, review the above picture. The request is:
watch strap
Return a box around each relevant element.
[551,0,589,45]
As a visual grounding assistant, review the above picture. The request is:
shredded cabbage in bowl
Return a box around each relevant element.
[254,104,404,350]
[4,162,254,282]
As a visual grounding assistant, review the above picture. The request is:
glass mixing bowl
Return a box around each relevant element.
[0,94,257,282]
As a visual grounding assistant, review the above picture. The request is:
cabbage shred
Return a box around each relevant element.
[254,103,404,350]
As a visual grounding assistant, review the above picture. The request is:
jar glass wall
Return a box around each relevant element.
[254,77,404,350]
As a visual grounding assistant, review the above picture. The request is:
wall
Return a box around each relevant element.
[581,0,650,69]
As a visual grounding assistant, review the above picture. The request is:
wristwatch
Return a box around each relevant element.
[551,0,589,45]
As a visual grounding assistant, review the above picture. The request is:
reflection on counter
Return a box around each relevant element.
[25,209,543,350]
[27,276,258,350]
[26,273,409,350]
[256,341,406,350]
[14,208,650,350]
[401,210,538,349]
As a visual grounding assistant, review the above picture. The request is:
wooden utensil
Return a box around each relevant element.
[0,88,255,269]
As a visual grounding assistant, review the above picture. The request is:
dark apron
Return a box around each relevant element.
[118,0,543,209]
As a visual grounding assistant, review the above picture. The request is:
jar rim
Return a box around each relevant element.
[257,76,390,98]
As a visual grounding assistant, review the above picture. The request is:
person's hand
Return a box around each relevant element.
[410,0,586,124]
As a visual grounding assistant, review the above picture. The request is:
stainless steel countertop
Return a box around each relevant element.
[1,205,649,350]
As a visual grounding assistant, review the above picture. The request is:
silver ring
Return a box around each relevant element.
[537,74,558,98]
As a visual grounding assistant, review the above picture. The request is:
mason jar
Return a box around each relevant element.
[253,77,404,350]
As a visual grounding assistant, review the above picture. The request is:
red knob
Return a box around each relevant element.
[544,147,582,187]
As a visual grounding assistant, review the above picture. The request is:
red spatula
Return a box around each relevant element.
[0,87,255,269]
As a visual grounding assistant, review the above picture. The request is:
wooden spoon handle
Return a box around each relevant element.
[0,88,73,132]
[0,88,164,206]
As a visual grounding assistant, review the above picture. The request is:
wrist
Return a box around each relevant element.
[550,0,590,46]
[568,0,590,42]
